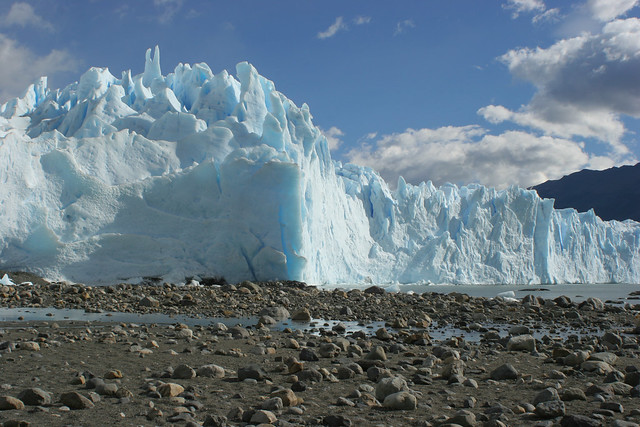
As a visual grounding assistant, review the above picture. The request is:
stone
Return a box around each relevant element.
[250,409,277,424]
[59,392,94,409]
[506,334,536,352]
[364,346,387,361]
[323,415,352,426]
[157,383,184,397]
[589,352,618,365]
[625,371,640,387]
[535,400,565,418]
[271,388,301,406]
[139,296,160,307]
[601,401,623,413]
[202,414,228,427]
[601,332,623,349]
[319,343,341,358]
[258,306,290,320]
[18,342,40,351]
[197,364,225,378]
[238,364,268,381]
[173,364,196,379]
[375,376,408,401]
[581,360,614,375]
[17,388,51,406]
[534,387,560,405]
[441,360,465,379]
[337,366,356,379]
[299,348,319,361]
[382,391,417,410]
[95,382,118,396]
[560,388,587,401]
[560,415,602,427]
[104,370,123,379]
[0,396,24,410]
[446,409,477,427]
[261,397,283,410]
[291,308,312,321]
[564,351,590,366]
[490,363,518,380]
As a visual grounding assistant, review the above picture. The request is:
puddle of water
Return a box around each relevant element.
[0,307,604,343]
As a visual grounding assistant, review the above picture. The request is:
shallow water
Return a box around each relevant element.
[0,306,607,343]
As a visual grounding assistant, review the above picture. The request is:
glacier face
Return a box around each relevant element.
[1,47,639,285]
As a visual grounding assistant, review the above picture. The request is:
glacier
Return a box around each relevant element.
[1,46,639,286]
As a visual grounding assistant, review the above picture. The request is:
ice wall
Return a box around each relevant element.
[1,47,639,285]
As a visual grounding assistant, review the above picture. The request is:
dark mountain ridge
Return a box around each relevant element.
[532,163,640,222]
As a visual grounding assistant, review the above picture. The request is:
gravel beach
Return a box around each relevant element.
[1,273,640,426]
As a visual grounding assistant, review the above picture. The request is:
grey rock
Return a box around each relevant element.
[490,363,518,380]
[17,388,51,406]
[589,352,618,365]
[258,306,290,320]
[534,387,560,405]
[238,364,268,381]
[260,397,283,411]
[564,351,590,366]
[560,414,602,426]
[319,343,341,358]
[364,345,387,361]
[95,382,118,396]
[197,364,225,378]
[535,400,565,418]
[173,364,196,379]
[375,376,408,401]
[139,296,160,307]
[323,414,352,426]
[600,401,623,413]
[299,348,319,361]
[506,334,536,352]
[446,409,477,426]
[382,391,417,410]
[59,391,94,409]
[250,409,277,424]
[560,388,587,401]
[0,395,24,410]
[581,360,614,374]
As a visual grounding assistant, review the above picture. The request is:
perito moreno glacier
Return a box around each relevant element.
[1,47,639,286]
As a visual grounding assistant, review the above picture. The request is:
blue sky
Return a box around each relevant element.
[1,0,639,188]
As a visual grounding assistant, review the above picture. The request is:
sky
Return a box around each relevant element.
[0,0,639,189]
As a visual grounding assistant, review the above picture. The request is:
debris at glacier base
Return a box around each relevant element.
[1,47,638,285]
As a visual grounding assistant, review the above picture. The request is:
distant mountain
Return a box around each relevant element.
[532,163,640,222]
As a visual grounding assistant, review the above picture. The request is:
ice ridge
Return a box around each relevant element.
[1,47,639,285]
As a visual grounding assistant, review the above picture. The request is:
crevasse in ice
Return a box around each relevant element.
[1,47,639,285]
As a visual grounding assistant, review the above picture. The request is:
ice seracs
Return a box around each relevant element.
[0,47,639,285]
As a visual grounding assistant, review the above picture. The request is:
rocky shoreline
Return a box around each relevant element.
[1,274,640,426]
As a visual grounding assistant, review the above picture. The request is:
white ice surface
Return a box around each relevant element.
[1,47,639,285]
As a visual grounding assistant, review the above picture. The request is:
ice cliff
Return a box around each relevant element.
[1,47,639,285]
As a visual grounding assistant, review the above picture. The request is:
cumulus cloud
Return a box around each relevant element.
[317,16,347,39]
[320,126,345,151]
[503,0,546,18]
[588,0,639,22]
[0,2,55,31]
[0,34,80,102]
[394,19,415,36]
[480,17,640,153]
[346,126,620,189]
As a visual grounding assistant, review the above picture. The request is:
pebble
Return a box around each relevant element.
[375,376,408,401]
[17,388,51,406]
[157,383,184,397]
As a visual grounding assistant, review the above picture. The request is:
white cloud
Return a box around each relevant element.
[153,0,185,23]
[394,19,415,36]
[317,16,347,39]
[0,33,80,102]
[354,16,372,25]
[503,0,546,18]
[346,126,624,189]
[321,126,344,151]
[588,0,639,22]
[481,17,640,152]
[532,8,561,23]
[0,2,54,31]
